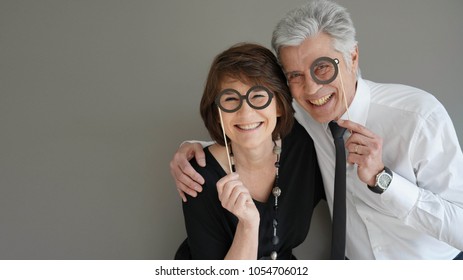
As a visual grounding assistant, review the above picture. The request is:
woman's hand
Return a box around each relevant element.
[216,173,259,225]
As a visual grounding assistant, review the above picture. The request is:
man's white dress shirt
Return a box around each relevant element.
[294,77,463,259]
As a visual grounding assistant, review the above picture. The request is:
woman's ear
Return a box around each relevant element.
[276,104,283,117]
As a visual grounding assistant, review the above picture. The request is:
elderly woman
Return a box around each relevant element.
[178,43,324,260]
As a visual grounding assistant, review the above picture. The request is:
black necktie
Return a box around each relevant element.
[329,121,347,260]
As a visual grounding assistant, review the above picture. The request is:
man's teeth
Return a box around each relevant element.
[237,123,261,130]
[310,94,332,106]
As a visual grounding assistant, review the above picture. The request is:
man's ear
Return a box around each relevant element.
[351,45,359,73]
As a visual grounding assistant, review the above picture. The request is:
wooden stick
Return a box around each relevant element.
[338,68,351,121]
[218,108,233,174]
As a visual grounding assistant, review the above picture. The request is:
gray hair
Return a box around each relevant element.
[272,0,357,69]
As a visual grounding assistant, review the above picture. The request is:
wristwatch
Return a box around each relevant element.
[368,166,393,194]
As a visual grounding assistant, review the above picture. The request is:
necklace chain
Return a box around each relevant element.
[229,141,282,260]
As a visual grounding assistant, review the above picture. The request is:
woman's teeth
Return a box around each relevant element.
[310,94,332,106]
[236,122,261,130]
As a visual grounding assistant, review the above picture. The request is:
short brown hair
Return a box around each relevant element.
[200,43,294,146]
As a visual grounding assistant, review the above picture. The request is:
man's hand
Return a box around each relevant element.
[169,142,206,202]
[338,119,384,186]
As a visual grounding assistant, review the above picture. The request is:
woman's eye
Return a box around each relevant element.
[224,96,239,102]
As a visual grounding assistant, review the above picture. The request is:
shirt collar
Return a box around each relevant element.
[343,76,370,127]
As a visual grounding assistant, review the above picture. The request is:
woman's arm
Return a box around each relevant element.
[182,160,260,259]
[217,173,260,260]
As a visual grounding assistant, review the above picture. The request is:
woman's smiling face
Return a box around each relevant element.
[218,78,280,149]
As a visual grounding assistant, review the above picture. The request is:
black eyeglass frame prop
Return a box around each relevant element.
[215,85,274,113]
[309,56,340,85]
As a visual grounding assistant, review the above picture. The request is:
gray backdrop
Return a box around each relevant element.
[1,0,462,259]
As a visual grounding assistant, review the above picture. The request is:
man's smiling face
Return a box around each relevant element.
[279,33,358,123]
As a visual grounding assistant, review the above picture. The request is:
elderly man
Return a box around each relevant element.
[170,0,463,259]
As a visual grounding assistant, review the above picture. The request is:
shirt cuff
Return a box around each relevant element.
[380,171,420,219]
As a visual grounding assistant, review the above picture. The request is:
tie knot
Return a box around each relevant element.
[329,121,346,139]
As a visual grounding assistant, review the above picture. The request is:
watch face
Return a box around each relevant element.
[378,173,392,189]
